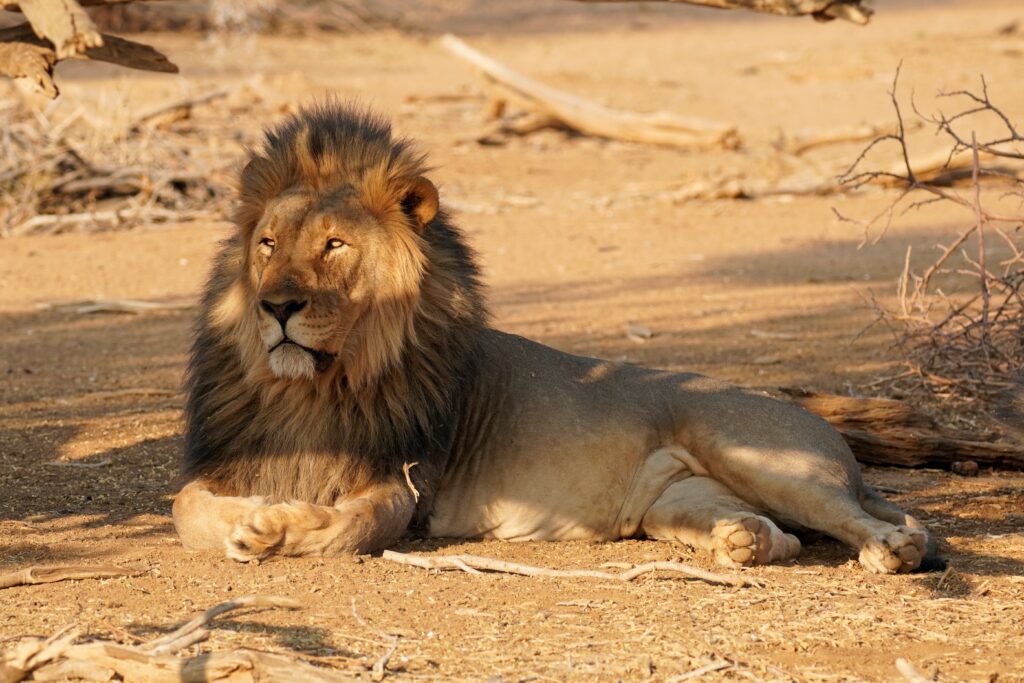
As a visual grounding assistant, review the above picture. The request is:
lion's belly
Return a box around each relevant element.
[428,445,701,542]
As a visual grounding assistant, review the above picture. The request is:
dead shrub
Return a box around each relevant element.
[837,67,1024,427]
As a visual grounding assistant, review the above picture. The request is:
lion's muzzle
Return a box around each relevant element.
[258,296,337,380]
[260,298,307,326]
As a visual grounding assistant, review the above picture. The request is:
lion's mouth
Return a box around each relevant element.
[269,339,336,373]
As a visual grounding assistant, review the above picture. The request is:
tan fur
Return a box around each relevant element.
[174,104,941,573]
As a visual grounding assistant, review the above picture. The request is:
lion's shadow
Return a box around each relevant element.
[2,283,1022,582]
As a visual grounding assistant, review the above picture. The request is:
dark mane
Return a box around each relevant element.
[182,103,488,527]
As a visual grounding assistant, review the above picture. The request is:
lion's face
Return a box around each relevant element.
[248,189,378,380]
[244,173,439,382]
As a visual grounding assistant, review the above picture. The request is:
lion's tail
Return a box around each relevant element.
[862,487,947,572]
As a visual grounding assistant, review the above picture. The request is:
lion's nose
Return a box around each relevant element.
[260,299,307,327]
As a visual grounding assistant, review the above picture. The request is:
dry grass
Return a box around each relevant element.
[0,81,267,237]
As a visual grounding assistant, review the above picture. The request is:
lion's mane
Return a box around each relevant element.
[183,104,488,527]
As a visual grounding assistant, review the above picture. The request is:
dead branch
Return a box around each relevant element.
[0,596,359,683]
[666,136,1016,202]
[440,34,741,150]
[837,68,1022,242]
[0,0,178,98]
[568,0,872,23]
[350,599,399,682]
[145,596,302,656]
[129,80,257,132]
[0,625,79,683]
[0,565,135,590]
[29,658,115,682]
[13,0,102,60]
[0,25,178,78]
[56,643,355,683]
[9,207,216,236]
[80,32,177,73]
[922,75,1024,162]
[779,122,915,156]
[381,550,760,587]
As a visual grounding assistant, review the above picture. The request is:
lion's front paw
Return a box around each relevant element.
[226,506,288,563]
[858,525,927,574]
[711,515,801,568]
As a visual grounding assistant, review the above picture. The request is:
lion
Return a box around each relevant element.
[173,103,942,574]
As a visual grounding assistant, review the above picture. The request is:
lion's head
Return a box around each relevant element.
[185,103,487,501]
[207,104,477,389]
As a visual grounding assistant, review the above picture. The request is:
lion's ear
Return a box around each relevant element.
[400,176,439,231]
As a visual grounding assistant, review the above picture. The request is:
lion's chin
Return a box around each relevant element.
[268,344,317,380]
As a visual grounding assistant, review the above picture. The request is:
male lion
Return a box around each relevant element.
[174,103,941,574]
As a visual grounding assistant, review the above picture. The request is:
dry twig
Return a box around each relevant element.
[0,565,135,590]
[382,550,759,587]
[351,599,399,681]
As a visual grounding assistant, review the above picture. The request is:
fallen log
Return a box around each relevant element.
[440,34,741,150]
[783,389,1024,470]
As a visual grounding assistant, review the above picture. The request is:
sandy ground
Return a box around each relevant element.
[2,1,1024,681]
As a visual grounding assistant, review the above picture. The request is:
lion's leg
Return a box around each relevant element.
[640,476,801,568]
[172,480,266,551]
[225,480,415,562]
[709,441,930,574]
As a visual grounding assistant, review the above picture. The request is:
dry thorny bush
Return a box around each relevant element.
[838,67,1024,434]
[0,82,266,238]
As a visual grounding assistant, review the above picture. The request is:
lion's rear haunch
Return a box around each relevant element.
[183,103,487,523]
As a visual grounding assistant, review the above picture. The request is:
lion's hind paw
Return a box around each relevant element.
[858,525,927,574]
[711,515,801,568]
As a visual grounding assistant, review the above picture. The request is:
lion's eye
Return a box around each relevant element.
[259,237,275,252]
[325,238,347,251]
